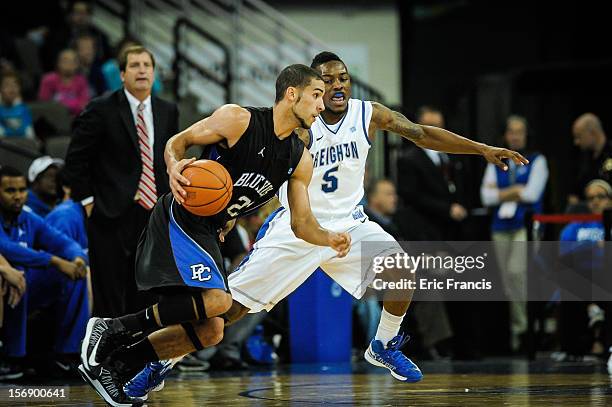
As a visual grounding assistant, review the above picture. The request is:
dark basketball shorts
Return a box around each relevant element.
[135,194,229,293]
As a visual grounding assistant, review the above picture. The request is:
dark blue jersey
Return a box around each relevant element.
[212,107,304,225]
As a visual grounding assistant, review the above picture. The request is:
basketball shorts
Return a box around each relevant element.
[228,206,404,313]
[135,193,229,292]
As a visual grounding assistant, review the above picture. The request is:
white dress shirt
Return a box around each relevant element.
[423,148,442,166]
[80,90,155,207]
[124,89,154,146]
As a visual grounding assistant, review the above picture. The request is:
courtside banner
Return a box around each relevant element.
[360,241,612,302]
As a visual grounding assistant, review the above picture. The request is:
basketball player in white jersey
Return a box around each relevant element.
[125,52,528,394]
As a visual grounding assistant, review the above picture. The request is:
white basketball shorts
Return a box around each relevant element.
[228,206,404,313]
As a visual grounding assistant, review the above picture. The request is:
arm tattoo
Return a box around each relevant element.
[387,111,425,143]
[372,102,425,143]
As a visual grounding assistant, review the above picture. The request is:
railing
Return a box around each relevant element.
[93,0,130,38]
[172,17,232,105]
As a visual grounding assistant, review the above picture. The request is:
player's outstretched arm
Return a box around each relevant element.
[371,102,529,170]
[287,148,351,257]
[165,104,251,203]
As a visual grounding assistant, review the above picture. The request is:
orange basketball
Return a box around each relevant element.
[181,160,233,216]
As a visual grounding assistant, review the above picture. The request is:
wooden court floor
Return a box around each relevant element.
[3,361,612,406]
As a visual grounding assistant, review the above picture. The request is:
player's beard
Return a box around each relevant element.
[292,97,311,129]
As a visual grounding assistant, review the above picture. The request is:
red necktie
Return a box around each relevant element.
[136,103,157,210]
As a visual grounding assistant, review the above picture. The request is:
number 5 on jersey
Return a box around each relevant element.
[322,166,339,193]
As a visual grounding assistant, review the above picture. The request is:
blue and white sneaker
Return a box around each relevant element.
[364,333,423,382]
[123,359,175,400]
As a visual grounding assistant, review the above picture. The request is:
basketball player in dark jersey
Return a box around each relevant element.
[79,64,351,406]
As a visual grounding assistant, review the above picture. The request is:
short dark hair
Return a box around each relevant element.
[274,64,323,104]
[0,165,24,182]
[310,51,345,70]
[119,45,156,72]
[366,178,393,199]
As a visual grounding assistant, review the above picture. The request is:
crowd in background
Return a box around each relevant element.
[1,0,612,383]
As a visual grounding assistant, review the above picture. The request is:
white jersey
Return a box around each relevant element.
[278,98,372,220]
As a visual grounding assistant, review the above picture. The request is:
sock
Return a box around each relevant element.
[112,337,159,367]
[117,306,161,336]
[374,308,405,347]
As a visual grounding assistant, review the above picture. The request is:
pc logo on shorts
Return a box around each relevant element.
[191,264,212,282]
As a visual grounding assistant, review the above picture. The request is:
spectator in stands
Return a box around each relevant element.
[41,1,111,72]
[0,72,35,139]
[38,49,90,116]
[365,179,401,239]
[0,166,88,379]
[75,33,106,97]
[64,45,178,318]
[396,106,467,241]
[25,156,63,217]
[569,113,612,205]
[559,179,612,359]
[102,37,163,95]
[481,114,548,352]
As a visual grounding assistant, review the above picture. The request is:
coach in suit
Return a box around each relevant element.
[395,106,467,241]
[64,45,178,317]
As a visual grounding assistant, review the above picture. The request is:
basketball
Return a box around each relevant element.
[181,159,233,216]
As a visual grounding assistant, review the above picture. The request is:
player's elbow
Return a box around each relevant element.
[291,218,307,239]
[410,126,427,146]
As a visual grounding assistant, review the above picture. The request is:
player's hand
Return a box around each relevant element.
[329,231,351,258]
[450,203,467,221]
[51,256,81,280]
[73,257,88,279]
[84,202,94,218]
[7,285,24,308]
[0,265,26,295]
[482,146,529,170]
[218,219,236,242]
[168,157,196,204]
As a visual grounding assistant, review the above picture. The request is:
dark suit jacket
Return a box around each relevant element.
[364,207,403,240]
[395,146,462,241]
[65,89,179,219]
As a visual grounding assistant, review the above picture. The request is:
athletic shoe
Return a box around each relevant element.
[0,361,23,381]
[124,359,175,400]
[245,325,277,365]
[78,362,143,407]
[81,318,131,371]
[364,333,423,382]
[175,354,209,372]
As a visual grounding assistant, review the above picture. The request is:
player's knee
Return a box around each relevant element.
[193,318,224,347]
[203,289,233,317]
[225,300,250,325]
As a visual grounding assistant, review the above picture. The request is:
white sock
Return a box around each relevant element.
[374,308,405,347]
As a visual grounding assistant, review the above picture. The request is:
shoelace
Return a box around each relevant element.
[127,363,166,393]
[386,334,415,368]
[99,322,129,359]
